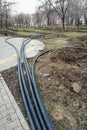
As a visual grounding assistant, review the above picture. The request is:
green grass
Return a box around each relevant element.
[43,37,68,49]
[14,26,87,49]
[16,27,51,33]
[1,26,87,38]
[62,31,87,37]
[18,27,87,39]
[16,31,37,36]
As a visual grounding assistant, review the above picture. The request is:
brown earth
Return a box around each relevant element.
[2,36,87,130]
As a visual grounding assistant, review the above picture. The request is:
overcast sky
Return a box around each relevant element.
[7,0,40,14]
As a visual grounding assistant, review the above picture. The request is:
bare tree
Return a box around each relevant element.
[83,0,87,26]
[0,0,15,28]
[0,0,2,28]
[24,14,30,27]
[3,1,10,28]
[33,9,43,26]
[47,0,71,30]
[39,0,54,26]
[69,0,84,30]
[14,13,30,27]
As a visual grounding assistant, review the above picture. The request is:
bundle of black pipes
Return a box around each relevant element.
[5,35,56,130]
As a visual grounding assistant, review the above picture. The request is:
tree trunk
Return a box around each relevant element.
[0,14,3,28]
[47,16,50,26]
[76,18,79,32]
[47,12,51,26]
[85,20,87,26]
[62,15,65,31]
[70,18,74,26]
[84,14,87,26]
[5,11,8,28]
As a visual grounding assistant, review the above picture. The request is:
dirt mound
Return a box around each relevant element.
[50,48,87,63]
[68,36,87,47]
[35,47,87,130]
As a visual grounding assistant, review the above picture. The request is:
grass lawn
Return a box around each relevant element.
[0,27,87,50]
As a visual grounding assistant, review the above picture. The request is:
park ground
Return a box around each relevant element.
[1,26,87,130]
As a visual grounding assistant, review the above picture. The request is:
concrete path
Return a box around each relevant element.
[0,37,44,72]
[0,73,30,130]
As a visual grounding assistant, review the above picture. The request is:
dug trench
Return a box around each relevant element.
[2,36,87,130]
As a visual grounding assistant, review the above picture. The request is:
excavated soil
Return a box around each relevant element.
[2,36,87,130]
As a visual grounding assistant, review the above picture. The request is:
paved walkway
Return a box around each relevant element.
[0,73,30,130]
[0,37,44,72]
